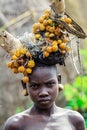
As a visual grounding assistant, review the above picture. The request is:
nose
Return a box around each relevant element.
[39,87,49,97]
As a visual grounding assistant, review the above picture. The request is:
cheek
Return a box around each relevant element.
[51,86,58,99]
[28,89,37,102]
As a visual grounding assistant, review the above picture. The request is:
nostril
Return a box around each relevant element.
[38,87,49,97]
[39,91,48,97]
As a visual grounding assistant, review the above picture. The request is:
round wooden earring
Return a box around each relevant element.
[22,88,29,96]
[21,80,29,96]
[58,84,64,92]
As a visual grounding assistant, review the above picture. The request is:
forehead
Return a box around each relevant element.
[30,66,57,82]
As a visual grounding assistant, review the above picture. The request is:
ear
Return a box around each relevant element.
[57,74,64,92]
[21,80,29,96]
[57,74,61,84]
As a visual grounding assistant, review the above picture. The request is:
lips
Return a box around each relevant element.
[38,98,51,104]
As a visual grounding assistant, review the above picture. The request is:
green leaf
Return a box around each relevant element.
[64,76,87,111]
[16,107,22,113]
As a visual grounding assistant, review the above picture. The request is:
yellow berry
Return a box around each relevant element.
[59,43,66,50]
[32,28,38,33]
[35,34,41,40]
[43,20,48,26]
[6,62,12,68]
[18,66,25,73]
[45,32,50,37]
[26,51,31,57]
[44,9,50,14]
[64,17,72,24]
[42,46,46,51]
[60,17,65,21]
[49,26,55,33]
[47,19,52,24]
[63,38,69,43]
[26,68,32,74]
[14,50,20,57]
[55,28,61,35]
[32,23,40,29]
[39,16,45,23]
[40,24,45,31]
[13,61,19,68]
[32,23,40,33]
[19,48,26,55]
[12,68,18,74]
[43,51,49,58]
[11,55,17,60]
[46,25,50,31]
[46,46,53,53]
[52,45,58,52]
[49,33,55,38]
[28,60,35,68]
[22,76,29,83]
[52,41,58,45]
[57,39,62,44]
[44,13,50,19]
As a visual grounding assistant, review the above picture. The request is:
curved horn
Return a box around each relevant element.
[0,31,22,55]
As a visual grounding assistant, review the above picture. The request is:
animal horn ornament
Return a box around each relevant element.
[50,0,65,16]
[0,0,86,95]
[0,31,23,55]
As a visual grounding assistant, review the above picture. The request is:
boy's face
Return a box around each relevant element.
[28,66,59,109]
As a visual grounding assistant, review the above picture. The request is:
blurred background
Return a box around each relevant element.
[0,0,87,129]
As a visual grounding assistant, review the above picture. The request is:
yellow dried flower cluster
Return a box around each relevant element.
[6,48,35,83]
[32,9,72,58]
[6,9,72,84]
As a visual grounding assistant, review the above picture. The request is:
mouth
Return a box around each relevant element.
[38,99,51,104]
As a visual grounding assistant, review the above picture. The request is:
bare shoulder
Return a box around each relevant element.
[56,107,86,130]
[67,109,86,130]
[3,109,30,130]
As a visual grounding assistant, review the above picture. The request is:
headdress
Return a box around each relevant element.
[0,0,86,96]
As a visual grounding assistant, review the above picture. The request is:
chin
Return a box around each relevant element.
[37,102,53,109]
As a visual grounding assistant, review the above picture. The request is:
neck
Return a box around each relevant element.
[31,103,57,116]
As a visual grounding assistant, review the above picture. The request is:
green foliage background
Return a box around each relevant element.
[64,40,87,128]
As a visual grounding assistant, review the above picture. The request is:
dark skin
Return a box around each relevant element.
[4,66,86,130]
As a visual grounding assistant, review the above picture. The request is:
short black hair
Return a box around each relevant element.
[33,60,58,75]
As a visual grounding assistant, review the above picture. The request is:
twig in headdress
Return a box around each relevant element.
[54,19,87,39]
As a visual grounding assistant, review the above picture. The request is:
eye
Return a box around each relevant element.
[46,82,56,88]
[30,83,39,90]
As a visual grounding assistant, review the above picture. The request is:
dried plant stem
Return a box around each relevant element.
[0,11,31,32]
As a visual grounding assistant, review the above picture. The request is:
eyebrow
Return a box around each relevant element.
[45,79,56,83]
[30,79,56,84]
[29,82,39,86]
